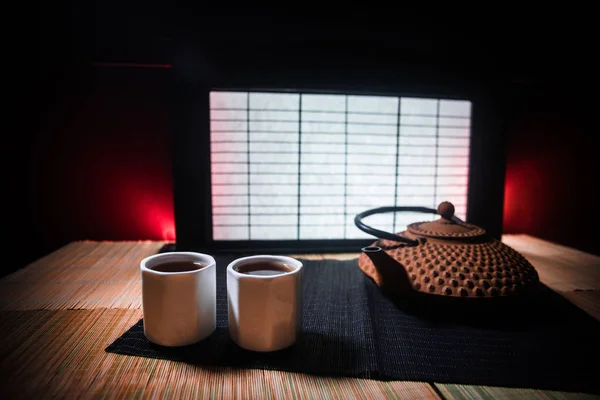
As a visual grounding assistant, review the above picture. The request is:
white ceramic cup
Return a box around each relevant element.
[141,252,216,347]
[227,255,303,352]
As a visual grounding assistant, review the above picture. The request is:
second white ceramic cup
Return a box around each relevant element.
[141,252,216,347]
[227,255,303,352]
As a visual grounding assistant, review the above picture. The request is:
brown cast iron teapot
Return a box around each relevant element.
[355,202,540,298]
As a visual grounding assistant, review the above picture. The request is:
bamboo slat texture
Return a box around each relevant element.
[0,309,439,399]
[558,290,600,322]
[0,234,599,399]
[0,241,167,311]
[435,384,599,400]
[502,234,600,292]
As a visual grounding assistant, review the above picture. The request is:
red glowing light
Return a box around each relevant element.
[111,173,176,241]
[503,160,541,234]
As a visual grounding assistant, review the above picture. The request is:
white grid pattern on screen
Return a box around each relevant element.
[210,91,471,240]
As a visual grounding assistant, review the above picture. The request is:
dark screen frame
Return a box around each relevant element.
[170,59,507,255]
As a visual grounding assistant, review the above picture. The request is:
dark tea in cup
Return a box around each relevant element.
[150,261,206,273]
[235,261,294,276]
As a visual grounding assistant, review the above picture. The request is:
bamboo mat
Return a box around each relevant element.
[558,290,600,321]
[0,235,599,399]
[0,308,439,399]
[503,234,600,292]
[1,236,598,317]
[435,384,599,400]
[0,241,167,311]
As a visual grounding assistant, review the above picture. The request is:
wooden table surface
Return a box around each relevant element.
[0,234,598,399]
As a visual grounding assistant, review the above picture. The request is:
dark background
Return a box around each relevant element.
[13,5,597,276]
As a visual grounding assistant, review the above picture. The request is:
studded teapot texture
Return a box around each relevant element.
[358,239,539,298]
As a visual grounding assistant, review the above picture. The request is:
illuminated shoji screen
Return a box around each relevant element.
[210,91,471,240]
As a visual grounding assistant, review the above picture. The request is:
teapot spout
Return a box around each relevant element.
[362,246,413,296]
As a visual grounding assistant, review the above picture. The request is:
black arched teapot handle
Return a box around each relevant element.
[354,206,464,246]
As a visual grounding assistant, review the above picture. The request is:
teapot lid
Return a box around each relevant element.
[407,202,486,239]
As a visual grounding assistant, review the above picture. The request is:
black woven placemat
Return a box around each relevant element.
[106,256,600,393]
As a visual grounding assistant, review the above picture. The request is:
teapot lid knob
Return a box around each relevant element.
[437,201,455,220]
[408,201,485,238]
